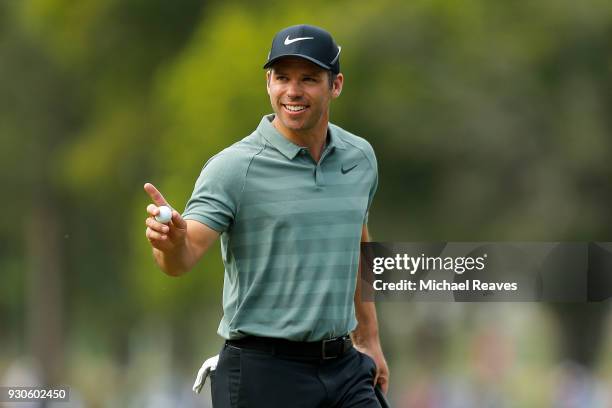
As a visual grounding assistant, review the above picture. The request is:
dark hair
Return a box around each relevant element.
[328,72,337,90]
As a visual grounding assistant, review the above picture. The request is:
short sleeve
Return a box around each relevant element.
[182,152,245,233]
[364,144,378,225]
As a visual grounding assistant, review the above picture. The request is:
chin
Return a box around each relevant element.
[280,116,306,130]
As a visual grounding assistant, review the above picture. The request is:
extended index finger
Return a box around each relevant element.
[144,182,168,206]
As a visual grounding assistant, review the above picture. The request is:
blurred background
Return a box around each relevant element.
[1,0,611,406]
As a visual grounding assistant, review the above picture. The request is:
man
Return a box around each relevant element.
[144,24,389,407]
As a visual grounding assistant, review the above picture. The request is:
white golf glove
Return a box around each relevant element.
[192,354,219,394]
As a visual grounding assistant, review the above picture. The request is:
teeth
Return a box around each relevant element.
[284,105,306,112]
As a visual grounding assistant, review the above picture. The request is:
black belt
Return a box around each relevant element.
[226,335,353,360]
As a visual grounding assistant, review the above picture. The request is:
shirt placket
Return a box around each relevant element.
[314,145,336,186]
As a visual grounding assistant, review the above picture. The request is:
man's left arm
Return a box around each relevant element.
[352,224,390,393]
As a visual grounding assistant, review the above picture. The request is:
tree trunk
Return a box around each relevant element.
[26,197,64,386]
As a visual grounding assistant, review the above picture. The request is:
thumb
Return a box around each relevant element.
[171,210,187,229]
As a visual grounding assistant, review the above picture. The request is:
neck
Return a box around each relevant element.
[271,114,329,162]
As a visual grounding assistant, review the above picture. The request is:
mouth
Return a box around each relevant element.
[282,104,309,114]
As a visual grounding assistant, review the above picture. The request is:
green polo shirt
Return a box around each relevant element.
[183,114,378,341]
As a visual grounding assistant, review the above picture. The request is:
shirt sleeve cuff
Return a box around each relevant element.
[183,212,227,233]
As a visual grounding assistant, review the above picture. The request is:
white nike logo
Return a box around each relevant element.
[284,35,314,45]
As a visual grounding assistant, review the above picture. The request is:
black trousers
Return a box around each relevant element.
[211,342,382,408]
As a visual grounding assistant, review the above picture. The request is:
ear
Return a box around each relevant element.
[332,73,344,98]
[266,70,271,95]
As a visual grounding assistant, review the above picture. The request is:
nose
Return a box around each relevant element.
[285,79,303,99]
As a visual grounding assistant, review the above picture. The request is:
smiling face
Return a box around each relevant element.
[266,57,343,139]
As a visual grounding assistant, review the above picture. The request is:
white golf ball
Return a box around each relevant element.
[155,205,172,224]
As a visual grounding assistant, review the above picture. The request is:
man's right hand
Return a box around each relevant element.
[144,182,188,253]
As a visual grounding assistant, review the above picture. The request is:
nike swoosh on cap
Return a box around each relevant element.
[284,35,314,45]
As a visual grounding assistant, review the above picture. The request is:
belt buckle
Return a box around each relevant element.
[321,338,337,360]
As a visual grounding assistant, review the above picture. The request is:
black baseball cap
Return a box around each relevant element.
[263,24,341,74]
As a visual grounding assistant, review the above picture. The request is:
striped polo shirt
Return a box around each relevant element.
[183,114,378,341]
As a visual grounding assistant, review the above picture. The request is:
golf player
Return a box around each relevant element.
[144,24,389,407]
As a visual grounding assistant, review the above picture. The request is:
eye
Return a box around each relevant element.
[275,75,288,81]
[303,76,317,82]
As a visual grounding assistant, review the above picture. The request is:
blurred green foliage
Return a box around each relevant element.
[1,0,611,405]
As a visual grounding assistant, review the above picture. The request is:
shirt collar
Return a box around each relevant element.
[258,114,347,160]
